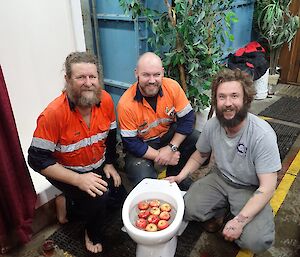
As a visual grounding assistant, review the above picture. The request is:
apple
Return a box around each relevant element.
[147,214,160,224]
[149,199,160,208]
[160,203,171,212]
[138,201,149,210]
[150,207,161,216]
[138,210,150,219]
[145,223,158,232]
[136,218,147,230]
[157,220,169,230]
[159,211,170,221]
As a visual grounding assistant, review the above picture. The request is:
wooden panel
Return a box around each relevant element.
[279,0,300,85]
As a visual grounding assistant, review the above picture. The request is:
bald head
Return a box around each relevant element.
[136,52,163,72]
[135,52,164,97]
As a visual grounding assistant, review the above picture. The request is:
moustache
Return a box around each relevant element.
[222,107,235,112]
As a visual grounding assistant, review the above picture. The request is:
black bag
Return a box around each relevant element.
[227,41,269,80]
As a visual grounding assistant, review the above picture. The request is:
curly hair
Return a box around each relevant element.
[64,52,99,79]
[211,68,256,109]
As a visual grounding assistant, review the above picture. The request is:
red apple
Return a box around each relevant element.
[138,201,149,210]
[145,223,158,232]
[136,218,147,229]
[149,199,160,208]
[157,220,169,230]
[160,203,171,212]
[159,211,170,221]
[138,210,150,219]
[150,207,161,216]
[147,214,160,224]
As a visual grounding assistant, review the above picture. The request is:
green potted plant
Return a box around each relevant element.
[257,0,300,89]
[119,0,237,115]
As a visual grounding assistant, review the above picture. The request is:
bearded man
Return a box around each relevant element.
[28,52,125,254]
[166,68,281,254]
[117,52,199,191]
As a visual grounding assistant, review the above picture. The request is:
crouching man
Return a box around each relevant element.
[166,68,281,253]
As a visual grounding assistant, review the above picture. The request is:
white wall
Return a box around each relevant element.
[0,0,86,206]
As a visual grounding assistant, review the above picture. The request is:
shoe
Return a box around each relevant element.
[200,209,234,233]
[200,216,225,233]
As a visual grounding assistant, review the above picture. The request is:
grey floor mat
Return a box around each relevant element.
[259,97,300,124]
[268,121,300,161]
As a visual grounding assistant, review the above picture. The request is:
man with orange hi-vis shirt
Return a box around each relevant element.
[117,52,199,190]
[28,52,126,254]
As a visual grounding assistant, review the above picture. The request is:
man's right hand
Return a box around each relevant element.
[154,146,180,166]
[75,172,108,197]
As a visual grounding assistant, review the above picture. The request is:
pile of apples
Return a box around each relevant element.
[135,199,172,232]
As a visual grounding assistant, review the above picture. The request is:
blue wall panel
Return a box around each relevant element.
[96,0,255,106]
[223,1,255,57]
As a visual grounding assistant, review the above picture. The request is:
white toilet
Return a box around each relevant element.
[122,178,185,257]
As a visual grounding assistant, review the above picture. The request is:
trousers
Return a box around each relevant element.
[184,171,275,253]
[125,125,200,191]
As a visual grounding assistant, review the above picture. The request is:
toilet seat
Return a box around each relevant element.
[122,178,184,247]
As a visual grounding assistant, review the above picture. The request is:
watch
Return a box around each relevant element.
[168,143,178,152]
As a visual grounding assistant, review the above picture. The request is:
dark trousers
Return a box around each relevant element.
[48,168,127,244]
[125,126,200,191]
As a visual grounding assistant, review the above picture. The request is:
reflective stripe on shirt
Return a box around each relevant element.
[177,103,193,118]
[63,155,106,172]
[31,130,109,153]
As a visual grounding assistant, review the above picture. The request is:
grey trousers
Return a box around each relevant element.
[184,171,275,254]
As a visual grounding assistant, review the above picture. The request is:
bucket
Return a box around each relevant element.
[254,69,269,100]
[195,107,211,132]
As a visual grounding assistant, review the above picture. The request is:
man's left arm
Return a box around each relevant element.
[222,172,277,241]
[155,110,194,165]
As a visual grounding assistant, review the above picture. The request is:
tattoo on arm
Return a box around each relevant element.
[235,214,249,223]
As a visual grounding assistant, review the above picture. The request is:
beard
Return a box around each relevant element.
[216,105,248,128]
[66,86,101,108]
[137,77,161,97]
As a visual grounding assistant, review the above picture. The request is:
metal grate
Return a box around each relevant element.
[259,97,300,124]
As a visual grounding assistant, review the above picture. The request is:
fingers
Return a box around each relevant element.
[164,176,175,183]
[103,169,111,179]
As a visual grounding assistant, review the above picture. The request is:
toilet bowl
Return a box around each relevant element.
[122,178,185,257]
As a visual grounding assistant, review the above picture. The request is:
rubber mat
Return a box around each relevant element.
[268,121,300,161]
[259,97,300,124]
[47,210,203,257]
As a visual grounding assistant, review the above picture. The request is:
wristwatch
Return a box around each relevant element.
[168,143,178,152]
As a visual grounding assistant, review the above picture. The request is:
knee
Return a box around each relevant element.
[183,192,206,222]
[125,158,156,185]
[236,229,274,254]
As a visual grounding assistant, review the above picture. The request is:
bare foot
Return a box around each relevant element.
[85,230,103,253]
[55,195,68,224]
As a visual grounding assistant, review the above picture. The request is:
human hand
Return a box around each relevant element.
[164,175,182,184]
[154,146,180,166]
[76,172,108,197]
[103,164,121,187]
[222,217,245,241]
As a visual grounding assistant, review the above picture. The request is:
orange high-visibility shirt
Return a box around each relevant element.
[30,90,116,173]
[117,77,192,142]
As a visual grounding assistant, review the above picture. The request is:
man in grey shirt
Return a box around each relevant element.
[166,68,281,253]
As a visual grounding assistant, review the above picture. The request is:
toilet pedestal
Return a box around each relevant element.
[136,236,177,257]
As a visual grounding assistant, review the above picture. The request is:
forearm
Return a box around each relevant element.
[177,150,209,181]
[41,163,80,187]
[143,145,159,160]
[169,132,186,147]
[236,186,275,226]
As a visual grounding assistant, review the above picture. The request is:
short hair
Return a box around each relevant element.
[211,68,256,109]
[64,52,99,79]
